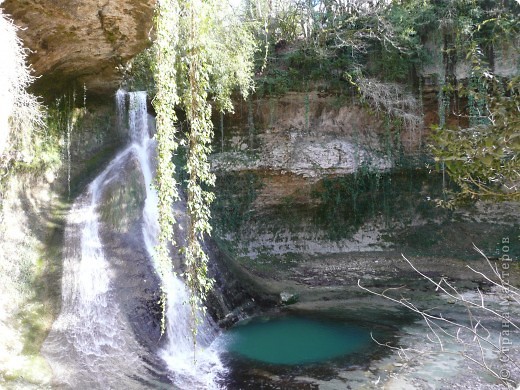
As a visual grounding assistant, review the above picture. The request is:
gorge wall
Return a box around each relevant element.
[209,88,519,296]
[0,0,518,386]
[202,88,520,327]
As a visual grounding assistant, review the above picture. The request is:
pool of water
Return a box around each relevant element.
[215,311,410,388]
[220,315,372,365]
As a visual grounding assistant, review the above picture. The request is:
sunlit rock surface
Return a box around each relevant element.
[2,0,155,96]
[212,92,397,177]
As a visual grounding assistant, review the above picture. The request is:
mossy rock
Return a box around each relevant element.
[280,291,299,305]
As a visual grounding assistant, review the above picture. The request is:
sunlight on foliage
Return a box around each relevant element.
[431,76,520,204]
[152,0,255,343]
[0,6,44,166]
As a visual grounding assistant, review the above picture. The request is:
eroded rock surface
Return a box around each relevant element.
[2,0,155,96]
[213,92,396,178]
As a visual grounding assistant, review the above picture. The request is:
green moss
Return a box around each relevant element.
[19,304,47,355]
[211,171,263,235]
[255,46,356,98]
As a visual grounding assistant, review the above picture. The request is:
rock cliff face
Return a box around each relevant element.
[210,91,520,266]
[2,0,155,96]
[214,92,397,179]
[213,91,422,210]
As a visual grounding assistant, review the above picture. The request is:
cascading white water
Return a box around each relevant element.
[43,89,223,389]
[116,88,126,134]
[128,91,224,389]
[128,92,148,145]
[66,116,72,199]
[43,140,149,389]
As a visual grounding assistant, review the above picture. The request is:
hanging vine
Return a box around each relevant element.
[152,0,255,343]
[151,0,180,332]
[178,0,215,342]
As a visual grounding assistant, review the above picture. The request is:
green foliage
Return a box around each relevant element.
[121,48,156,94]
[152,0,181,335]
[252,0,519,97]
[178,0,217,333]
[251,0,439,96]
[257,67,291,96]
[255,45,358,97]
[211,172,262,235]
[152,0,255,343]
[431,76,520,204]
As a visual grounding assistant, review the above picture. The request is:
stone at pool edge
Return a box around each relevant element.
[280,292,299,305]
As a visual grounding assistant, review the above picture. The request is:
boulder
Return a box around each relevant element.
[280,291,299,305]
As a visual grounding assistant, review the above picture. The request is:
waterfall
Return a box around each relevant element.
[66,115,72,199]
[116,88,127,135]
[128,92,148,144]
[43,137,150,389]
[43,90,223,389]
[129,91,224,389]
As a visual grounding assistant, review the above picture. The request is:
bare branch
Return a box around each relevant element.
[358,244,520,387]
